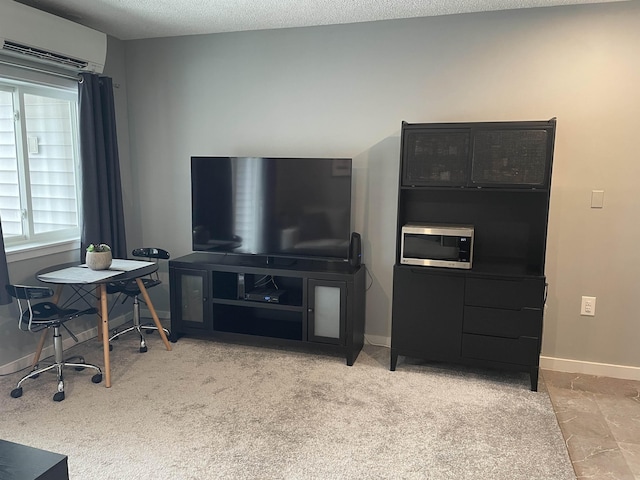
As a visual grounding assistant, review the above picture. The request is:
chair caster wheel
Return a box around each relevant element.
[109,344,113,351]
[53,391,65,402]
[10,387,23,398]
[91,373,103,384]
[140,345,148,353]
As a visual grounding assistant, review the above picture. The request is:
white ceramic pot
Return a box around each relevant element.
[86,251,112,270]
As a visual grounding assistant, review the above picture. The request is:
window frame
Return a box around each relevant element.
[0,72,82,261]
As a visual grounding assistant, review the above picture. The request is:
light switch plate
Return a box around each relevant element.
[591,190,604,208]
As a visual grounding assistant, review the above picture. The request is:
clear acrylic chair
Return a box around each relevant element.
[6,284,103,402]
[107,248,171,353]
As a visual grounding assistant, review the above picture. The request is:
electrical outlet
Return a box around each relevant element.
[581,296,596,316]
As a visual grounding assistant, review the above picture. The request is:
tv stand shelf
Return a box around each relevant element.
[169,253,366,365]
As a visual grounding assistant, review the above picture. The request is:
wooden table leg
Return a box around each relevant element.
[135,278,172,351]
[99,284,111,388]
[95,286,103,341]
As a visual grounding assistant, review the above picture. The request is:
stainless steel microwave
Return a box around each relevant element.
[400,224,474,269]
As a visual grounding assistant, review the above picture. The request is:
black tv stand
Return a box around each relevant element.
[264,256,299,267]
[169,253,366,365]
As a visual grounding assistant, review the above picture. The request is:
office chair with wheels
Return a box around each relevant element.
[107,247,171,353]
[6,284,103,402]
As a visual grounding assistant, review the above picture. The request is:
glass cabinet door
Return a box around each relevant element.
[308,279,346,345]
[173,268,210,329]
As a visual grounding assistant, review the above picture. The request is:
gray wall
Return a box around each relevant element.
[4,2,638,373]
[122,2,640,372]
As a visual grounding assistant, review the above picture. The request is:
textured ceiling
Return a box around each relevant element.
[14,0,629,40]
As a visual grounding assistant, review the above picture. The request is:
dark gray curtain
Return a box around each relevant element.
[0,219,11,305]
[78,72,127,259]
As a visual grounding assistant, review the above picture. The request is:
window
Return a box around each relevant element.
[0,79,81,252]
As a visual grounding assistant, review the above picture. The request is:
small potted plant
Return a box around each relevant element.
[86,243,112,270]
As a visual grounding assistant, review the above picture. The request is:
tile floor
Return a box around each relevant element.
[542,370,640,479]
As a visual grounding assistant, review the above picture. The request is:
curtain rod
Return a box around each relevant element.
[0,57,82,82]
[0,58,121,88]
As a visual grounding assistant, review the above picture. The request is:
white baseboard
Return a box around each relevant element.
[13,319,635,381]
[364,334,391,348]
[142,308,170,321]
[540,355,640,381]
[362,337,640,382]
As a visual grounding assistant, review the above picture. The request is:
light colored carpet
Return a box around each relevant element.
[0,335,575,479]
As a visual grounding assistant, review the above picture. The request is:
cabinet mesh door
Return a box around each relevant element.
[402,131,470,186]
[471,129,548,186]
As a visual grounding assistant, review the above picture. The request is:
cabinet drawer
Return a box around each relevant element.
[465,277,544,309]
[463,306,542,338]
[462,334,540,366]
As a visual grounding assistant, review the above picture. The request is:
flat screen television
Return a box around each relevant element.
[191,156,353,262]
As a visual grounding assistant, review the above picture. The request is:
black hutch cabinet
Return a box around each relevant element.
[390,119,556,390]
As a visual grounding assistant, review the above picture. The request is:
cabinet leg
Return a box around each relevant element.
[390,348,398,371]
[346,352,354,366]
[346,345,363,366]
[530,366,539,392]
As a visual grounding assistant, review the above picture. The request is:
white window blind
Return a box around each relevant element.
[0,80,80,248]
[0,88,21,236]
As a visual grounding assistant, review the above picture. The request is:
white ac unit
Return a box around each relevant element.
[0,0,106,74]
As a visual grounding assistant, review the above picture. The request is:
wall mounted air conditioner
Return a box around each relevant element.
[0,1,106,74]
